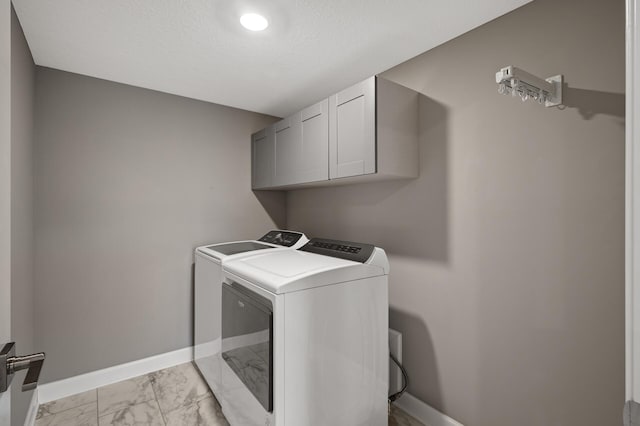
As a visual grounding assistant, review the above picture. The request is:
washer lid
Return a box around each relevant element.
[205,241,273,256]
[223,249,387,294]
[196,240,278,262]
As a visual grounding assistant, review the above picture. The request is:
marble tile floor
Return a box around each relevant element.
[36,362,423,426]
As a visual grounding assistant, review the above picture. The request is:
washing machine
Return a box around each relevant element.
[193,230,308,396]
[218,238,389,426]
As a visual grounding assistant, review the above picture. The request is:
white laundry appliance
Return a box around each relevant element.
[193,230,308,396]
[218,238,389,426]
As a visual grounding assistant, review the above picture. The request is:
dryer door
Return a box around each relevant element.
[221,282,273,412]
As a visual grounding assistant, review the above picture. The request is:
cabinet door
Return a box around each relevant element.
[273,115,301,186]
[274,101,329,186]
[251,126,275,189]
[329,76,376,179]
[296,99,329,184]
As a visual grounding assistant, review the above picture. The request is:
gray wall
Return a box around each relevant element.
[34,68,283,383]
[10,5,36,424]
[287,0,625,424]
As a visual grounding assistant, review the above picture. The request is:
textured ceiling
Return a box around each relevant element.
[13,0,531,117]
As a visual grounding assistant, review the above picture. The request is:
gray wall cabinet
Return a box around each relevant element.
[298,99,329,183]
[252,76,419,190]
[273,115,297,186]
[329,77,376,179]
[273,99,330,187]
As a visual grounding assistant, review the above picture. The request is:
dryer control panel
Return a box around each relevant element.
[299,238,375,263]
[258,230,304,247]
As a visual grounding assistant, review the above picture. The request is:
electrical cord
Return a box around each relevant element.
[388,352,408,403]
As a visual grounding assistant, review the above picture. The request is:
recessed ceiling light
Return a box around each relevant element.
[240,13,268,31]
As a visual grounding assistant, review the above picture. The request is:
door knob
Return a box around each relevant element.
[0,342,45,393]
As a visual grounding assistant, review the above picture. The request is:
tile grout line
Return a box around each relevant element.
[148,371,168,426]
[96,388,99,426]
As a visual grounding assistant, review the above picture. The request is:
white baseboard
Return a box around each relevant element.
[23,391,38,426]
[38,347,193,404]
[395,392,464,426]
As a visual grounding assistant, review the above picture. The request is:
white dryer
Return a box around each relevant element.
[194,230,308,397]
[219,238,389,426]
